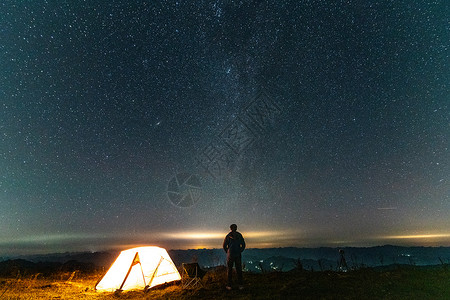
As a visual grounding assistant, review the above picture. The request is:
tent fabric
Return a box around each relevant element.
[95,246,181,292]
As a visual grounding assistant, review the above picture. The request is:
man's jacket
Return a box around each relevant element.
[223,231,246,258]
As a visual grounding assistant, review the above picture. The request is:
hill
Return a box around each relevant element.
[5,245,450,272]
[0,264,449,299]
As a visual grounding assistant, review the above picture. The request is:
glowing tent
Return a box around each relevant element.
[95,246,181,292]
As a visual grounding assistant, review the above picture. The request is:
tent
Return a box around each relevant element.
[95,246,181,292]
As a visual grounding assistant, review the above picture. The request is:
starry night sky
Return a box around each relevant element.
[1,1,449,255]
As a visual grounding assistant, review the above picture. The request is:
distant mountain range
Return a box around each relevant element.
[1,245,449,274]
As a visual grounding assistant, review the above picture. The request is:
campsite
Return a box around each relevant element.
[1,263,449,299]
[1,246,449,299]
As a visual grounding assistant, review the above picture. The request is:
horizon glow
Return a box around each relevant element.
[2,229,450,256]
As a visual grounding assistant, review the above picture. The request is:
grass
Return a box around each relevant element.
[0,266,449,299]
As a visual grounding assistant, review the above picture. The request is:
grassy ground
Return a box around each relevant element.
[0,266,449,299]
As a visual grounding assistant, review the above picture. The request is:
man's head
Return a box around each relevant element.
[230,224,237,232]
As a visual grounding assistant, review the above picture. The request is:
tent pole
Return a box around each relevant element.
[140,259,146,287]
[147,256,164,289]
[118,252,140,291]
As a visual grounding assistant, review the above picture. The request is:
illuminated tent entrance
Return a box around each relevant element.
[95,246,181,292]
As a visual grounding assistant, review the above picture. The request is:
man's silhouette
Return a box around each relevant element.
[223,224,246,290]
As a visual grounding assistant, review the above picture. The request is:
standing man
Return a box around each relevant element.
[223,224,246,290]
